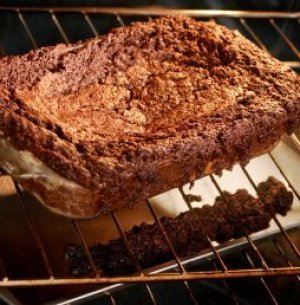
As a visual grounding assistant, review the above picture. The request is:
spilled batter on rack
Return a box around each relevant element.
[64,176,293,276]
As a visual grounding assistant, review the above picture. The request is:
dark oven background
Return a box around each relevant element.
[0,0,300,9]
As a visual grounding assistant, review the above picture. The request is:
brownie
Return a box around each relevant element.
[0,16,299,217]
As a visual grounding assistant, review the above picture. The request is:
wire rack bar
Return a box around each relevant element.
[244,251,278,305]
[16,10,38,49]
[1,267,300,287]
[115,13,126,27]
[13,181,54,279]
[145,200,186,271]
[111,212,158,305]
[239,18,270,53]
[73,220,101,277]
[1,7,300,18]
[269,18,300,60]
[107,292,117,305]
[211,260,239,305]
[50,11,70,44]
[273,239,300,281]
[144,285,158,305]
[83,12,99,36]
[111,212,144,274]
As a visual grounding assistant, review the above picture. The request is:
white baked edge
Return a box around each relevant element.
[0,136,93,218]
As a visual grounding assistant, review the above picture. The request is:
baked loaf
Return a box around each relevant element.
[0,16,299,218]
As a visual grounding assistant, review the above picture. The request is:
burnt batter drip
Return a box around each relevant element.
[64,176,293,276]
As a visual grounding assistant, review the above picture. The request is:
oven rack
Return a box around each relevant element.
[0,6,299,305]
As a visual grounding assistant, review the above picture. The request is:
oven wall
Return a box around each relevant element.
[0,0,299,10]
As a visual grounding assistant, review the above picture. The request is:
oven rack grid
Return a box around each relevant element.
[0,6,299,305]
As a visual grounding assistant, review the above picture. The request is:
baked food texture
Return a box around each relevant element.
[0,16,299,218]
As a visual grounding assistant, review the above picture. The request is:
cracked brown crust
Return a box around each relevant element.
[0,16,299,217]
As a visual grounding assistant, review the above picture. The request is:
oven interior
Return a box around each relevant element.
[0,2,300,305]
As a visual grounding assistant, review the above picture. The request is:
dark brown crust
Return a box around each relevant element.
[0,16,299,217]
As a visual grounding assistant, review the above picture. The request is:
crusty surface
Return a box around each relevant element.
[0,16,299,217]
